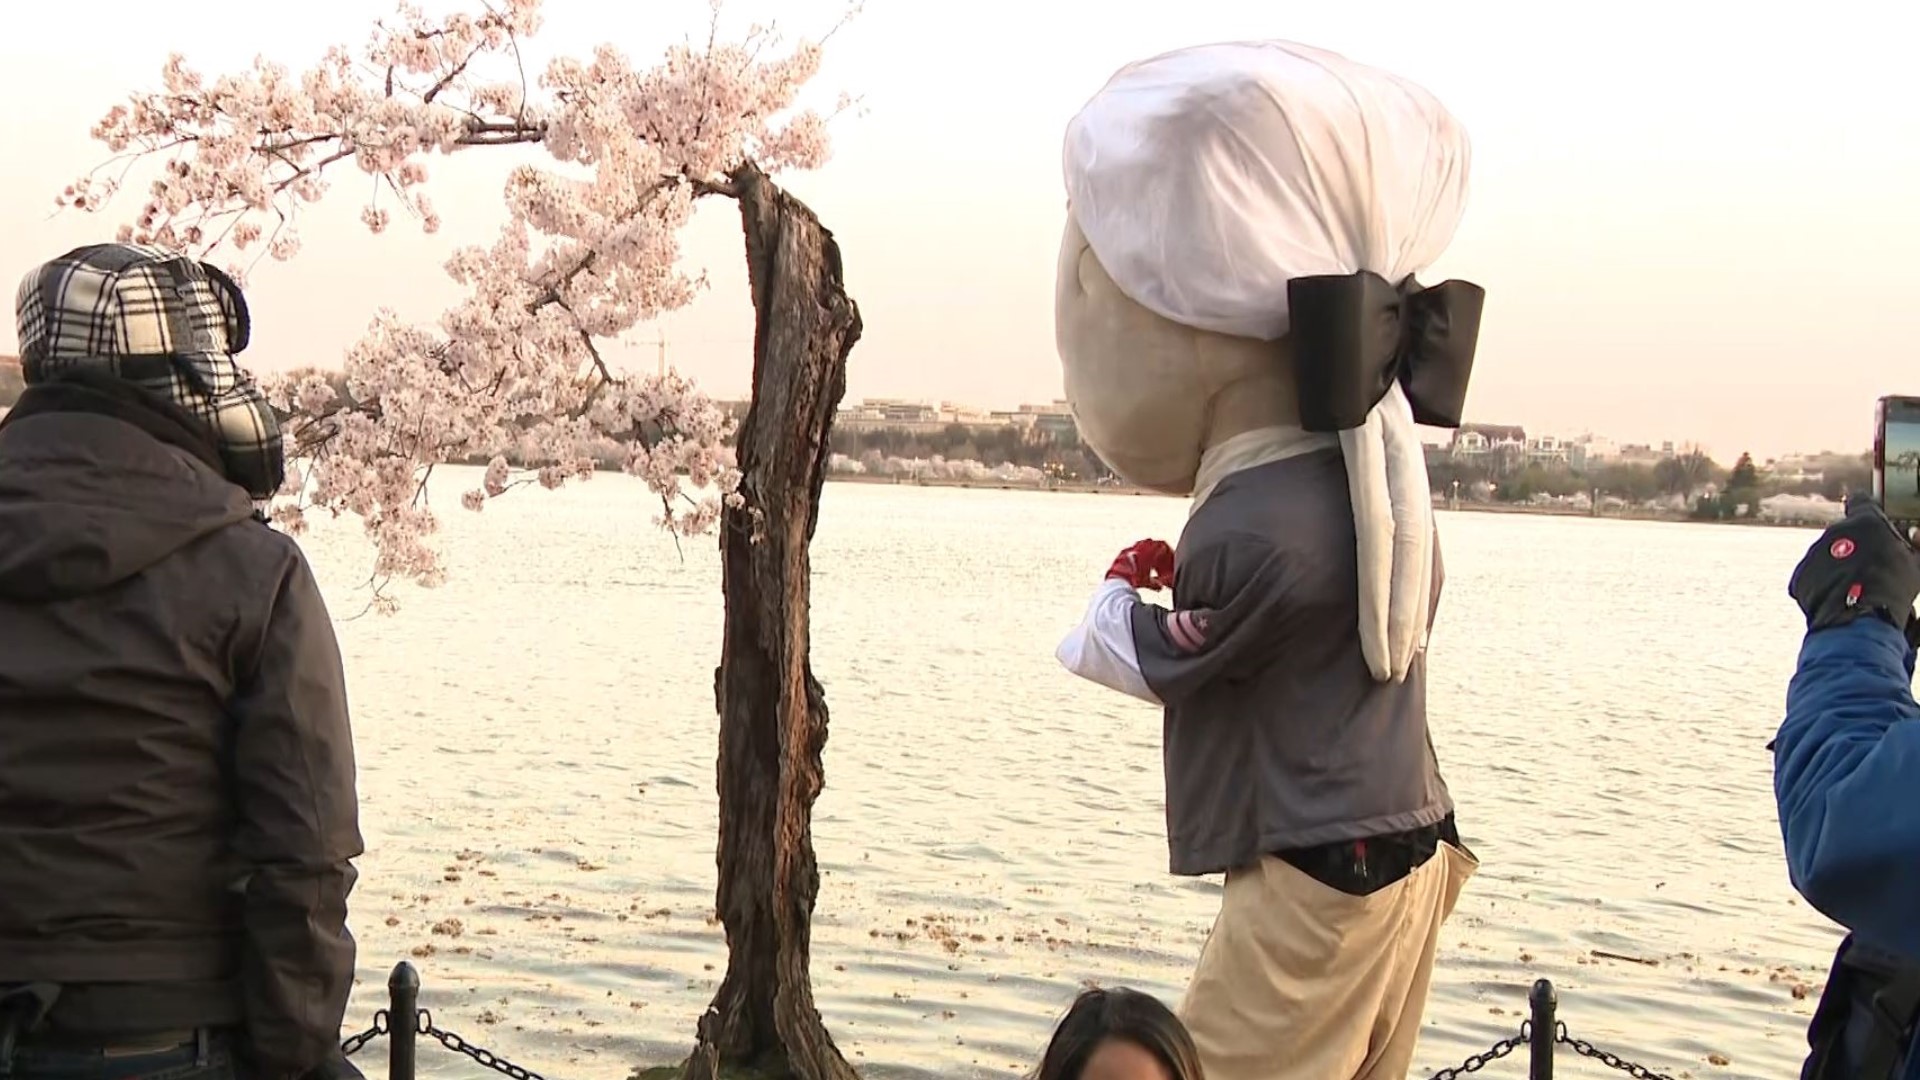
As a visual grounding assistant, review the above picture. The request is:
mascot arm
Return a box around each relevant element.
[1130,533,1291,706]
[1057,578,1164,705]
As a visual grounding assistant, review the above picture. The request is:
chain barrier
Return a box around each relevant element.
[339,1005,546,1080]
[340,964,1681,1080]
[1556,1021,1680,1080]
[339,1009,389,1058]
[1424,1022,1529,1079]
[1420,1017,1682,1080]
[419,1008,551,1080]
[337,999,545,1076]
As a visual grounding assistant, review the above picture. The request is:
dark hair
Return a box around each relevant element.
[1033,986,1205,1080]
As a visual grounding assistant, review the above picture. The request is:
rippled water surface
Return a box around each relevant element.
[301,469,1841,1080]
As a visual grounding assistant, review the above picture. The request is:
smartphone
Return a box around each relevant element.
[1874,396,1920,531]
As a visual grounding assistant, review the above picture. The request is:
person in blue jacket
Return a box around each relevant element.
[1779,495,1920,1080]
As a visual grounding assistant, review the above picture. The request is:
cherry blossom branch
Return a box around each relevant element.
[62,0,835,602]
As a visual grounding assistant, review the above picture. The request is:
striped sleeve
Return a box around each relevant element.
[1131,534,1290,705]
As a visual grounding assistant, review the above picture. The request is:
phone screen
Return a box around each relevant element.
[1879,397,1920,524]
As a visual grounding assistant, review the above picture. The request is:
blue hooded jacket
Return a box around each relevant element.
[1777,616,1920,1079]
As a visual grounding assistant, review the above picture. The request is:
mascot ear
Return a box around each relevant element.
[1071,246,1100,303]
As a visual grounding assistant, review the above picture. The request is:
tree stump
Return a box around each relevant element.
[680,164,862,1080]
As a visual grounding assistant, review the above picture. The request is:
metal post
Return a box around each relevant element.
[388,962,420,1080]
[1529,979,1556,1080]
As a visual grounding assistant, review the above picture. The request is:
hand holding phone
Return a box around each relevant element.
[1873,396,1920,537]
[1790,495,1920,636]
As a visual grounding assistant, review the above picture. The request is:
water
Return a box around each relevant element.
[302,467,1840,1080]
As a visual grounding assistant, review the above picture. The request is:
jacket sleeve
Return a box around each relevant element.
[229,549,364,1079]
[1774,616,1920,961]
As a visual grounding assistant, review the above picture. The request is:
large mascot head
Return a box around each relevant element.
[1056,40,1483,683]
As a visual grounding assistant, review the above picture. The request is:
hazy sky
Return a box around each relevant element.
[2,0,1915,460]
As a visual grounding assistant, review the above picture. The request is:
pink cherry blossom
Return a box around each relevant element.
[68,0,835,599]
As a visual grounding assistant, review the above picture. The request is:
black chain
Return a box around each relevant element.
[417,1008,551,1080]
[1557,1022,1680,1080]
[339,1009,390,1057]
[340,1005,1664,1080]
[1425,1022,1529,1080]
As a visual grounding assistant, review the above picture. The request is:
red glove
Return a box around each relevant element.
[1107,539,1176,591]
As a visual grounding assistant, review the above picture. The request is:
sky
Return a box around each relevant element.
[1,0,1916,461]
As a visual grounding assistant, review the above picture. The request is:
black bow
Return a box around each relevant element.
[1286,270,1485,433]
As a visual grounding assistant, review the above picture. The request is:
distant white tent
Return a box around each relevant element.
[1757,493,1845,526]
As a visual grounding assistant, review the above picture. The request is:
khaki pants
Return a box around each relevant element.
[1178,841,1478,1080]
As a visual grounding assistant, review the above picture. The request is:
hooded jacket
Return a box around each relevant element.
[0,375,361,1080]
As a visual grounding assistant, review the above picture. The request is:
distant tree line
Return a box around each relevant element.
[827,423,1114,482]
[8,365,1863,502]
[1431,446,1869,514]
[247,369,1123,481]
[831,423,1866,503]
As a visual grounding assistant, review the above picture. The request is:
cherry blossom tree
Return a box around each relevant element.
[66,4,865,1077]
[66,0,830,594]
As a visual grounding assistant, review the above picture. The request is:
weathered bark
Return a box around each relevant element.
[680,164,862,1080]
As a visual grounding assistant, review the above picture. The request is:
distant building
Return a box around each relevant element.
[1615,442,1677,466]
[1575,434,1616,459]
[1564,434,1617,472]
[1525,435,1569,467]
[1766,453,1826,485]
[1016,400,1079,441]
[835,398,951,434]
[833,397,1079,441]
[1450,424,1526,459]
[988,400,1073,426]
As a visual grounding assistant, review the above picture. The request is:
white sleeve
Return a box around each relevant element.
[1056,578,1163,706]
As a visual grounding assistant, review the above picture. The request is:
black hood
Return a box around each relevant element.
[0,379,256,601]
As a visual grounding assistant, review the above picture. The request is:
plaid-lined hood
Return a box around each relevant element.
[14,243,285,500]
[0,381,257,601]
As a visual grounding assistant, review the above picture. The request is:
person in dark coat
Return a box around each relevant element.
[0,243,363,1080]
[1778,496,1920,1080]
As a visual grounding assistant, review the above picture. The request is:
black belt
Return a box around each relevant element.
[5,1029,223,1078]
[1275,814,1461,897]
[4,979,241,1038]
[0,980,238,1078]
[18,1030,202,1055]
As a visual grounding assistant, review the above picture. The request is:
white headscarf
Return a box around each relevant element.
[1063,40,1473,683]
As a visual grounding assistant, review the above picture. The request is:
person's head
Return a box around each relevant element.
[14,242,285,500]
[1054,214,1300,496]
[1054,41,1474,500]
[1033,987,1205,1080]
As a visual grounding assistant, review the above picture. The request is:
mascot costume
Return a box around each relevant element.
[1053,41,1485,1080]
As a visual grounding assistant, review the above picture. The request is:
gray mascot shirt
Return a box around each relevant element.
[1130,449,1454,876]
